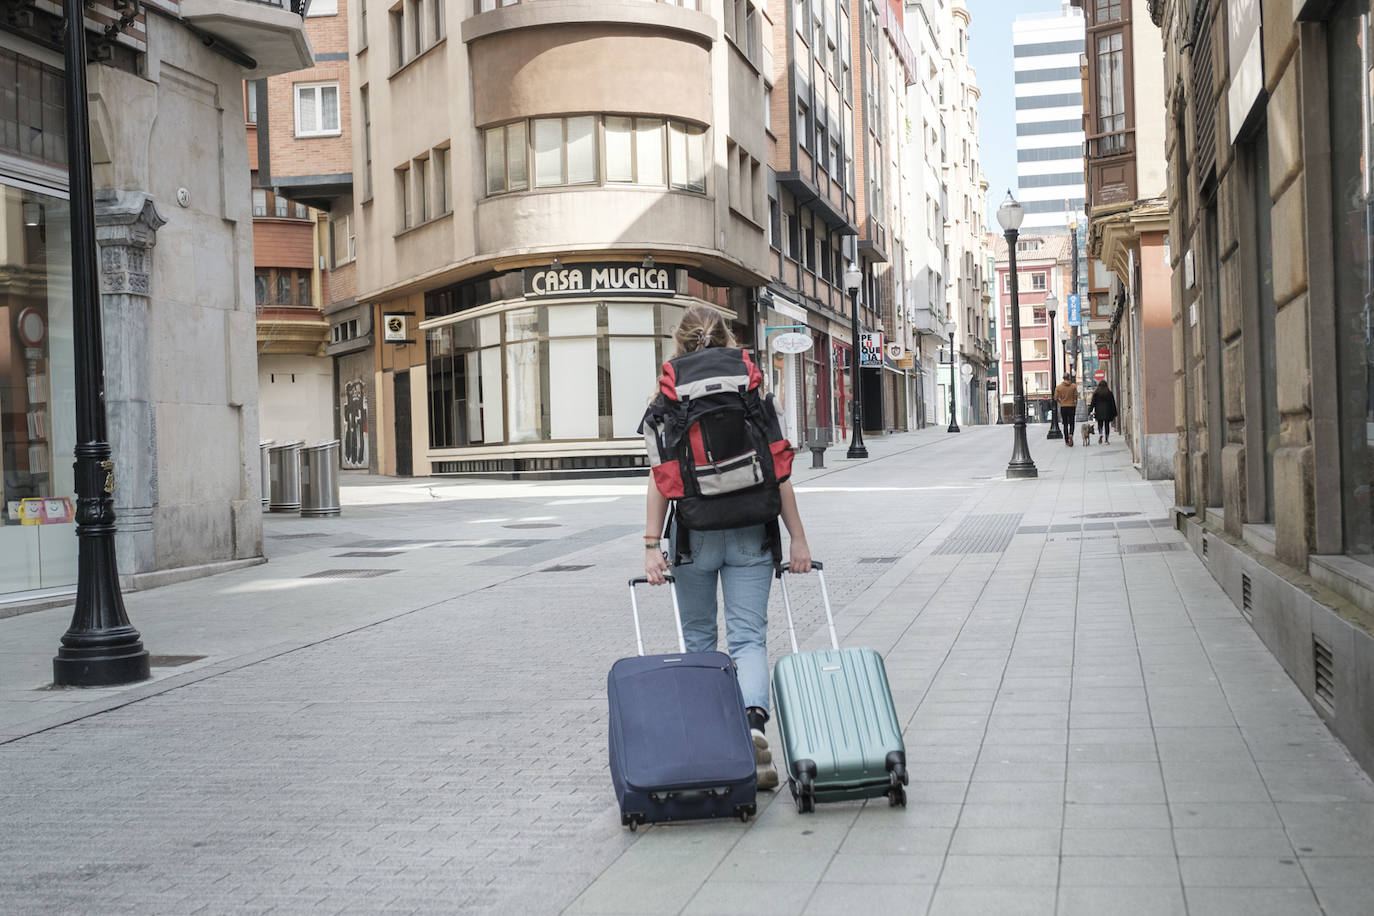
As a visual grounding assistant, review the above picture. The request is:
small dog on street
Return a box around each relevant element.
[1081,419,1093,446]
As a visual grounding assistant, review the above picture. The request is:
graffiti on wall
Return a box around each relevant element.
[342,379,369,469]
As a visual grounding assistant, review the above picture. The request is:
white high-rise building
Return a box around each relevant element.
[1013,3,1085,232]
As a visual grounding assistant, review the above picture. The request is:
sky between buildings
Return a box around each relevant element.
[968,0,1068,227]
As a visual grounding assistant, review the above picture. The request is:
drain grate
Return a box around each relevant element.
[334,550,403,558]
[503,523,562,530]
[933,514,1023,555]
[303,569,398,579]
[432,538,550,549]
[1314,636,1335,710]
[1121,542,1187,554]
[1079,511,1141,519]
[149,655,206,667]
[1202,536,1209,558]
[541,564,592,573]
[858,557,899,564]
[268,533,329,540]
[340,539,421,549]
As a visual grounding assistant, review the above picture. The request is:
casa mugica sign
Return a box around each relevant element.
[523,262,683,299]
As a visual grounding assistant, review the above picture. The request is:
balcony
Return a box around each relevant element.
[909,307,947,336]
[1086,129,1137,213]
[180,0,314,78]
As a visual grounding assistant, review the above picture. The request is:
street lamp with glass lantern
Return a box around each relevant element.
[843,262,868,459]
[1044,292,1062,440]
[947,330,960,433]
[997,192,1038,479]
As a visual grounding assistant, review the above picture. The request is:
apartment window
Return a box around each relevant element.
[1094,0,1122,22]
[308,0,337,14]
[295,202,309,220]
[245,81,259,125]
[434,146,450,214]
[485,121,528,194]
[432,0,445,41]
[390,9,405,69]
[276,274,290,304]
[745,5,759,64]
[252,189,267,217]
[408,0,423,58]
[669,121,707,192]
[479,0,519,9]
[785,210,798,258]
[1096,31,1127,146]
[332,213,355,266]
[295,82,341,137]
[1030,272,1047,291]
[297,274,311,307]
[275,194,288,218]
[396,165,411,230]
[803,221,815,271]
[415,155,431,222]
[1016,239,1040,253]
[798,98,811,150]
[359,0,367,49]
[361,86,373,200]
[254,269,314,307]
[764,86,772,133]
[769,198,780,250]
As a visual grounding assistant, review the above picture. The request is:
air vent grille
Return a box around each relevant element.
[1241,573,1252,618]
[1202,536,1208,558]
[1314,636,1335,711]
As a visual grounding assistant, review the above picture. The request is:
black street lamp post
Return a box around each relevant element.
[998,193,1038,479]
[1070,215,1081,381]
[843,262,868,459]
[1045,293,1062,440]
[947,331,960,433]
[52,2,150,687]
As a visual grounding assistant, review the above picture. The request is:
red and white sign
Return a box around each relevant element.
[1094,369,1107,382]
[1097,346,1111,361]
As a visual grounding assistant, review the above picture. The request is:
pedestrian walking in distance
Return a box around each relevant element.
[1090,380,1119,444]
[640,304,813,792]
[1054,372,1079,447]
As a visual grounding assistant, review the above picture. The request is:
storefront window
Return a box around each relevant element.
[1329,0,1374,560]
[425,301,685,448]
[1,181,77,597]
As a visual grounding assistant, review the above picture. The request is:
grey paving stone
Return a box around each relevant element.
[963,782,1065,806]
[1059,828,1175,856]
[837,827,953,857]
[1061,804,1171,829]
[927,886,1057,916]
[956,803,1064,828]
[803,882,934,916]
[1064,781,1167,805]
[938,855,1059,887]
[1313,886,1374,916]
[1172,828,1296,857]
[1178,856,1310,887]
[1055,886,1186,916]
[1168,803,1283,829]
[1058,856,1182,887]
[821,853,943,885]
[947,827,1061,856]
[1182,887,1324,916]
[681,880,819,916]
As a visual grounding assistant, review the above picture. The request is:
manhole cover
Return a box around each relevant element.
[334,550,403,558]
[302,569,398,579]
[541,564,592,572]
[149,655,206,667]
[858,557,899,564]
[1122,542,1187,554]
[503,523,561,530]
[1078,511,1141,519]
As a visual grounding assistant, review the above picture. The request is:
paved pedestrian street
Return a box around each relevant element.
[2,426,1372,915]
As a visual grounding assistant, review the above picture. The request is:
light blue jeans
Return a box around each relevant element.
[671,524,774,715]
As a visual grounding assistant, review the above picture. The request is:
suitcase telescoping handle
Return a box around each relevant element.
[775,561,839,655]
[627,575,686,656]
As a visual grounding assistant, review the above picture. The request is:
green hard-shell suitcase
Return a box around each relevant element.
[771,562,908,813]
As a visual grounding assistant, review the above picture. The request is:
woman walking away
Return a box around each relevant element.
[1090,380,1119,444]
[1054,372,1079,447]
[641,304,813,791]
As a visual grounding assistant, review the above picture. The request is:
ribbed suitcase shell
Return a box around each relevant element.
[773,647,905,801]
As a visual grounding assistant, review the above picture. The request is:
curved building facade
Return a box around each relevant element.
[351,0,771,474]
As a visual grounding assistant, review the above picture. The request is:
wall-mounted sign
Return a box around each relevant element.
[16,307,45,348]
[859,332,884,367]
[1227,0,1264,142]
[383,313,407,342]
[1067,293,1080,326]
[771,332,813,354]
[986,379,998,391]
[885,342,904,361]
[1098,346,1111,362]
[523,262,680,298]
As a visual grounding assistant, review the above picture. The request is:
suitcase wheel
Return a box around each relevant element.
[735,803,756,823]
[622,813,645,831]
[792,776,816,814]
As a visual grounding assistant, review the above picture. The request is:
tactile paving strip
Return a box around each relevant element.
[932,513,1023,555]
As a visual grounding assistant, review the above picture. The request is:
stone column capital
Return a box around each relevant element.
[94,190,166,298]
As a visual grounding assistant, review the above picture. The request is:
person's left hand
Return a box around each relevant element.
[789,538,812,574]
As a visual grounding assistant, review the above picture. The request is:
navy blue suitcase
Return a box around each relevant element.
[608,576,757,830]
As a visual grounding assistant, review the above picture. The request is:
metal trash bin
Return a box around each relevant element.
[300,439,341,518]
[267,440,304,513]
[259,440,274,510]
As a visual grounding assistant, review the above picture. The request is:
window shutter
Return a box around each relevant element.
[1190,2,1217,185]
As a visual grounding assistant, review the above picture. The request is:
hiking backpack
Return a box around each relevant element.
[639,347,794,564]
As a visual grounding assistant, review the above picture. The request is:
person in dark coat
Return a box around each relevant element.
[1090,381,1119,443]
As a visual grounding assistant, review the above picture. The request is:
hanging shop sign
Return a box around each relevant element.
[859,332,884,367]
[1098,345,1111,362]
[383,313,408,342]
[885,342,904,361]
[523,262,681,298]
[1067,293,1080,326]
[771,332,814,354]
[1227,0,1264,142]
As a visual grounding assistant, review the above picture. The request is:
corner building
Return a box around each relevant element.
[352,1,770,474]
[1152,0,1374,776]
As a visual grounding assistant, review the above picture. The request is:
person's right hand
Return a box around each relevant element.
[645,548,669,585]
